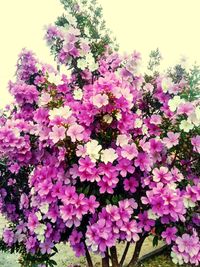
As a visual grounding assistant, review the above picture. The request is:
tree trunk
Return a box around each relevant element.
[127,236,146,267]
[110,246,119,267]
[102,249,109,267]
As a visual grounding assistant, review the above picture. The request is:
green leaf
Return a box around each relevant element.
[153,236,159,247]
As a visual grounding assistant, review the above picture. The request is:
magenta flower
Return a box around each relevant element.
[123,177,139,193]
[161,227,177,244]
[26,236,37,251]
[40,239,54,254]
[69,230,82,246]
[86,196,100,214]
[121,220,140,242]
[116,159,135,177]
[3,229,15,247]
[27,213,39,232]
[138,211,155,231]
[134,152,153,171]
[78,156,95,174]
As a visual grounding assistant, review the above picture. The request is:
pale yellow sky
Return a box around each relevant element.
[1,0,200,107]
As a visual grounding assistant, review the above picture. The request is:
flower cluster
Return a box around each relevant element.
[0,2,200,266]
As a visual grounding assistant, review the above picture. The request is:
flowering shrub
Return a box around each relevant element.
[0,1,200,267]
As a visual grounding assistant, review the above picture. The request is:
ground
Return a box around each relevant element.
[0,216,189,267]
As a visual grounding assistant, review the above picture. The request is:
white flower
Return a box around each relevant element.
[88,62,98,72]
[115,111,122,121]
[38,92,51,106]
[34,224,47,242]
[134,118,143,128]
[48,73,61,85]
[35,211,42,221]
[183,197,196,208]
[161,77,173,93]
[116,134,130,147]
[85,53,94,64]
[195,105,200,120]
[77,58,87,70]
[65,13,77,26]
[179,119,194,132]
[49,106,72,120]
[101,148,118,164]
[103,114,113,124]
[171,252,184,265]
[168,96,185,112]
[147,209,159,220]
[136,109,142,115]
[84,27,90,36]
[86,140,102,162]
[142,125,148,135]
[188,112,200,127]
[40,203,49,214]
[73,88,83,100]
[85,53,98,71]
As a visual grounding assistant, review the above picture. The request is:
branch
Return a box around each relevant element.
[83,241,94,267]
[119,242,130,267]
[127,235,147,267]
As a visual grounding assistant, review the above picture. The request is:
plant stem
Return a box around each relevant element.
[110,246,119,267]
[84,241,94,267]
[102,249,109,267]
[127,235,147,267]
[119,242,130,267]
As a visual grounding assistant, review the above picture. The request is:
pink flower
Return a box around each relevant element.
[121,220,140,242]
[67,124,84,142]
[86,195,100,214]
[191,136,200,153]
[40,240,54,254]
[78,156,95,174]
[123,177,139,193]
[49,125,66,144]
[152,167,172,182]
[177,102,194,115]
[92,93,109,108]
[3,229,15,247]
[69,230,82,246]
[150,115,162,125]
[116,159,135,177]
[27,213,39,232]
[8,163,20,174]
[121,144,138,160]
[134,152,153,171]
[163,132,180,149]
[161,227,177,245]
[60,204,75,222]
[176,233,199,257]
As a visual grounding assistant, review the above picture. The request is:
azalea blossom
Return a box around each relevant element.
[101,148,118,164]
[92,94,109,108]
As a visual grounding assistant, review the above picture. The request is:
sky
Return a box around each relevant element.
[1,0,200,107]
